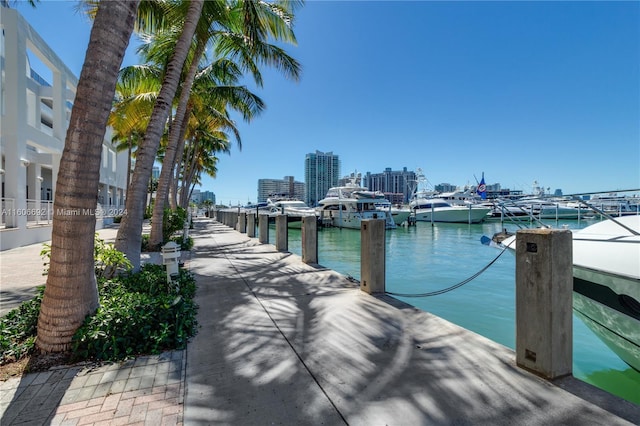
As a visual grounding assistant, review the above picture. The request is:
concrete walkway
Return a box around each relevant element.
[0,218,638,425]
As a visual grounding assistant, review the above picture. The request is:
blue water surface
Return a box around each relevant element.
[272,219,640,404]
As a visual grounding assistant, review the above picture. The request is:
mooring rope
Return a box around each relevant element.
[386,238,514,298]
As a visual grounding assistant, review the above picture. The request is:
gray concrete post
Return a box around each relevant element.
[275,214,288,252]
[247,213,256,238]
[515,228,573,379]
[237,212,246,233]
[258,214,269,244]
[360,219,385,294]
[302,216,318,264]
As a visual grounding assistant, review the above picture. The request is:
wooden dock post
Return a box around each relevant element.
[258,214,269,244]
[246,213,256,238]
[515,228,573,379]
[360,219,385,294]
[275,214,288,252]
[302,216,318,264]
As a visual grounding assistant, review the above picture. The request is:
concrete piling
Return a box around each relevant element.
[360,219,385,294]
[301,216,318,264]
[237,212,246,233]
[515,228,573,379]
[247,213,256,238]
[275,215,288,252]
[258,214,269,244]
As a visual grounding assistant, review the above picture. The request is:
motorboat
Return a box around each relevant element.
[410,198,491,223]
[267,198,317,228]
[317,184,396,229]
[581,194,640,217]
[498,216,640,371]
[494,198,590,220]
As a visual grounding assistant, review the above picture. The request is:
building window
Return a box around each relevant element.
[102,145,108,168]
[110,150,116,173]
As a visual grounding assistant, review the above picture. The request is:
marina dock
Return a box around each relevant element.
[1,218,638,424]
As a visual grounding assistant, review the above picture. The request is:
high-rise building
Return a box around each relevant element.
[200,190,216,204]
[434,183,457,193]
[363,167,416,204]
[257,176,305,203]
[304,151,340,206]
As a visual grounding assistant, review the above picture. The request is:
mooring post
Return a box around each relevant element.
[515,228,573,379]
[247,213,256,238]
[302,215,318,264]
[360,219,385,294]
[275,214,288,252]
[230,212,237,229]
[237,211,246,233]
[258,213,269,244]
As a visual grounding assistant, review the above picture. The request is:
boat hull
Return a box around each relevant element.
[390,209,412,225]
[328,211,395,229]
[414,207,490,223]
[498,216,640,371]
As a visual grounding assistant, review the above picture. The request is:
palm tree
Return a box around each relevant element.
[145,0,301,249]
[148,56,267,248]
[115,0,205,271]
[109,65,162,195]
[36,0,140,353]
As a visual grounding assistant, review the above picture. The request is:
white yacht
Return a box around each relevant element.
[317,184,396,230]
[499,216,640,371]
[410,198,491,223]
[267,198,317,228]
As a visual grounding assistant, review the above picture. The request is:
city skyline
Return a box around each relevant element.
[16,1,640,205]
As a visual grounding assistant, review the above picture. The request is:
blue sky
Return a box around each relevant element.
[17,1,640,205]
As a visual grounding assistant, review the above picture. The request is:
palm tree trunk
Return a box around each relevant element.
[180,139,200,208]
[126,135,132,199]
[37,0,139,353]
[115,0,204,270]
[149,38,205,249]
[170,106,191,210]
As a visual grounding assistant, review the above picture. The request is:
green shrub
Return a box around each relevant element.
[71,265,198,361]
[0,287,44,362]
[141,234,150,252]
[94,235,133,279]
[163,207,187,242]
[0,265,198,366]
[40,235,132,279]
[171,235,194,251]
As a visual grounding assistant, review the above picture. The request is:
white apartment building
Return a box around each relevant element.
[0,6,128,250]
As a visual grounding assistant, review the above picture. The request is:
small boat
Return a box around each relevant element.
[317,184,396,230]
[498,216,640,371]
[410,198,490,223]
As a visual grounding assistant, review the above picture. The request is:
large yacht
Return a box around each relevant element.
[317,184,396,230]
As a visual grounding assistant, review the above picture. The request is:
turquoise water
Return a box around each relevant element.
[271,219,640,404]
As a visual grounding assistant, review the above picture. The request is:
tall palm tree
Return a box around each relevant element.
[146,0,301,249]
[109,64,162,195]
[148,55,266,248]
[36,0,140,353]
[115,0,204,271]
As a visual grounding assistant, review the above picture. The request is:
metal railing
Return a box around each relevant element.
[1,198,15,228]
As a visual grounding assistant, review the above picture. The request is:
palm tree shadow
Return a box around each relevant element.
[184,218,640,425]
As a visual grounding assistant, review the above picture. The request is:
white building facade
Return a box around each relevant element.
[0,7,128,250]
